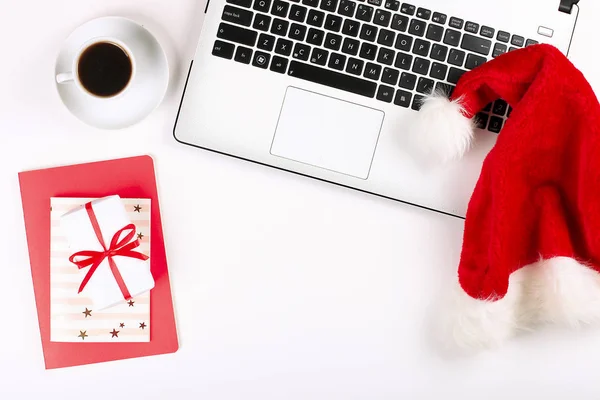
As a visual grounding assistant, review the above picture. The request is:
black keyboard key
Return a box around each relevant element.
[217,23,258,46]
[400,3,415,15]
[377,29,395,46]
[364,62,382,80]
[223,5,254,26]
[325,14,343,31]
[429,62,447,80]
[234,45,253,63]
[328,52,346,70]
[443,29,461,46]
[307,28,325,45]
[302,0,319,7]
[253,0,272,12]
[356,4,374,22]
[398,72,416,89]
[449,17,463,29]
[385,0,400,11]
[367,0,382,6]
[346,57,364,75]
[253,13,271,31]
[447,67,466,84]
[342,19,361,37]
[342,37,360,55]
[325,33,342,50]
[412,57,429,75]
[394,52,413,70]
[320,0,338,12]
[257,33,276,51]
[408,19,426,37]
[492,99,508,116]
[475,113,489,129]
[435,82,454,97]
[507,106,512,117]
[430,43,448,61]
[493,43,507,58]
[416,7,431,20]
[395,33,412,51]
[212,40,235,59]
[416,77,434,94]
[374,9,392,27]
[412,38,430,56]
[464,21,479,33]
[271,18,289,35]
[391,14,409,32]
[465,53,486,70]
[252,51,270,68]
[394,89,412,107]
[292,42,311,60]
[461,34,491,55]
[411,94,424,110]
[307,9,325,26]
[270,55,288,73]
[359,42,378,60]
[511,35,524,47]
[338,0,356,17]
[483,102,492,112]
[488,116,503,133]
[526,39,538,47]
[377,47,395,65]
[227,0,253,8]
[432,12,446,24]
[448,48,465,66]
[271,0,290,17]
[310,47,329,65]
[377,85,395,103]
[289,23,307,40]
[289,4,307,22]
[275,38,293,55]
[426,24,444,42]
[382,67,399,85]
[497,30,510,42]
[509,46,518,52]
[480,26,494,38]
[359,24,378,41]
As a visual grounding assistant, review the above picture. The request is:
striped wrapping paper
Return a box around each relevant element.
[50,198,151,343]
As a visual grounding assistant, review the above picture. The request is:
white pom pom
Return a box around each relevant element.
[406,92,476,164]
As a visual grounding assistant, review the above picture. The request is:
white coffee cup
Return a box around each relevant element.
[56,37,136,99]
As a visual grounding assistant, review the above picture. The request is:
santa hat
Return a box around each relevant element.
[408,44,600,350]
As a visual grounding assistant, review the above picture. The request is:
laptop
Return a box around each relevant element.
[173,0,581,218]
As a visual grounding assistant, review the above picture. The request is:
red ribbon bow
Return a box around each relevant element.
[69,202,149,299]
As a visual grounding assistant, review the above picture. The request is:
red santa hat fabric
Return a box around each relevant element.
[408,44,600,350]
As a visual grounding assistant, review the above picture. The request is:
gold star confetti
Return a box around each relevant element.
[110,329,120,338]
[137,232,144,240]
[82,308,92,318]
[78,331,88,340]
[128,300,135,307]
[134,205,142,212]
[139,322,147,330]
[119,323,125,328]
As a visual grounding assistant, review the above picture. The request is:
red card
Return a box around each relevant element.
[18,155,179,369]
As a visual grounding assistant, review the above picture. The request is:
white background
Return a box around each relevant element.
[2,1,600,399]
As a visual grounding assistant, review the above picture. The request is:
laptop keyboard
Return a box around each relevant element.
[212,0,538,133]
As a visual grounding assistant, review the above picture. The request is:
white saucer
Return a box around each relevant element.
[54,17,169,130]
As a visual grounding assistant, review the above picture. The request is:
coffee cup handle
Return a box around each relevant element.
[56,72,74,84]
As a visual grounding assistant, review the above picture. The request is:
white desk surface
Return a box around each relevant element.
[1,1,599,399]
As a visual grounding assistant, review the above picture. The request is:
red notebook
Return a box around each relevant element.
[18,155,179,369]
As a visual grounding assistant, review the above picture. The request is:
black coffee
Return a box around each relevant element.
[77,42,132,97]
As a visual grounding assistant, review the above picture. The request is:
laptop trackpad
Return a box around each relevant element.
[270,87,384,179]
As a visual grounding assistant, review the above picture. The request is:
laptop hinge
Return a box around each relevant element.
[559,0,580,14]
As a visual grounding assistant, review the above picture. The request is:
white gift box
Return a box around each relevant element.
[60,195,155,311]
